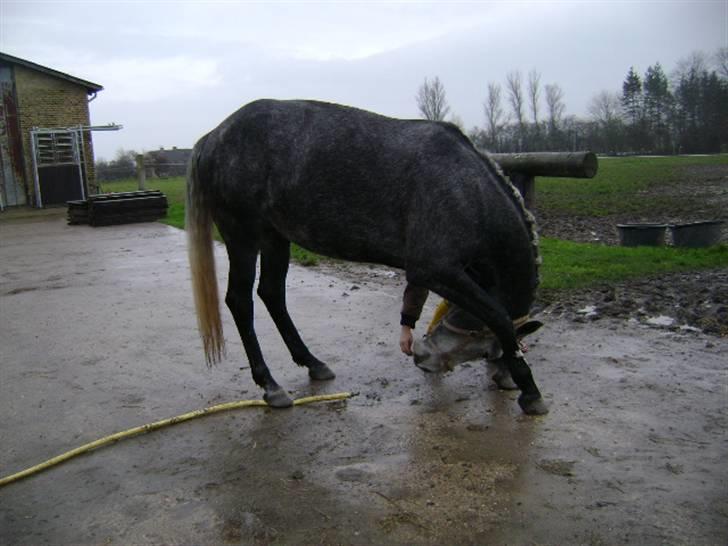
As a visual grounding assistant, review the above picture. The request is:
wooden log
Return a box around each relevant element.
[90,209,168,226]
[91,215,167,227]
[67,215,89,225]
[89,190,164,202]
[66,200,89,225]
[91,196,168,213]
[489,151,598,179]
[68,190,169,226]
[90,207,168,219]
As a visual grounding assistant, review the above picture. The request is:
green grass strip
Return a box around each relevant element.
[540,237,728,290]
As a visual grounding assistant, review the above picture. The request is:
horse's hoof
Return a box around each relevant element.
[264,387,294,408]
[308,363,336,381]
[518,394,549,415]
[492,370,518,390]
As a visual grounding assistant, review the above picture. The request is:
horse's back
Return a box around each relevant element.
[196,100,488,265]
[194,100,534,277]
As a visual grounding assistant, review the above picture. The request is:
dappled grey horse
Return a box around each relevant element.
[413,302,543,390]
[186,99,548,415]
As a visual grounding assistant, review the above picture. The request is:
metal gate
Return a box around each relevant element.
[31,127,86,207]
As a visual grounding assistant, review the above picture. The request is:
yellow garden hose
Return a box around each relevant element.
[0,392,352,488]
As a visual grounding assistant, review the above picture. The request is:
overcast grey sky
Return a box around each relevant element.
[2,0,726,160]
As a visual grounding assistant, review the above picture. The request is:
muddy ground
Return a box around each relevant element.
[535,162,728,337]
[0,212,726,545]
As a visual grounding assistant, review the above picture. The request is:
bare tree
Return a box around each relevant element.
[483,82,506,149]
[672,50,710,85]
[588,90,624,152]
[715,46,728,80]
[416,76,451,121]
[506,71,525,148]
[527,69,541,127]
[545,83,565,135]
[588,90,621,124]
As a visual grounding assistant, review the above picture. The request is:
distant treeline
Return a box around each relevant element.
[419,48,728,155]
[95,150,137,181]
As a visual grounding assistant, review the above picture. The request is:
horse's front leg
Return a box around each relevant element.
[489,356,519,390]
[409,265,548,415]
[504,353,548,415]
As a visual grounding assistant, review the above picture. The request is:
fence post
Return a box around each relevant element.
[509,172,535,210]
[136,154,146,190]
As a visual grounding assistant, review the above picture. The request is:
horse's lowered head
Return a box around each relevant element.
[413,303,543,376]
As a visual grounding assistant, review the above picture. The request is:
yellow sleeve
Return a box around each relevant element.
[427,300,450,334]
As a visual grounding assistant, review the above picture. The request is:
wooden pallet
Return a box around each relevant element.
[67,190,168,226]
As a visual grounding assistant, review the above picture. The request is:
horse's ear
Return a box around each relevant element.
[516,320,543,338]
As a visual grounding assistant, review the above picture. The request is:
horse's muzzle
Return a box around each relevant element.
[412,340,445,373]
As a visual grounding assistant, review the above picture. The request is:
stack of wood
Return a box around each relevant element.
[67,190,168,226]
[67,199,90,225]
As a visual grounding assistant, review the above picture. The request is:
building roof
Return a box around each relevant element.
[147,147,192,164]
[0,51,103,94]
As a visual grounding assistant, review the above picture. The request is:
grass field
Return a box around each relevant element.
[100,154,728,289]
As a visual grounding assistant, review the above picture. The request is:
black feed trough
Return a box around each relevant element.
[67,190,168,227]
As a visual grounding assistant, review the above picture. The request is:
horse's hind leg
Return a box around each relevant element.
[225,241,293,408]
[258,232,336,381]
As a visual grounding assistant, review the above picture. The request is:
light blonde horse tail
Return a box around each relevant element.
[186,142,225,365]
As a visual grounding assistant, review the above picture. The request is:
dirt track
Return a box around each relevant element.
[1,215,726,545]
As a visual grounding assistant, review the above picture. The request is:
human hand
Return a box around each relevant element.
[399,325,414,355]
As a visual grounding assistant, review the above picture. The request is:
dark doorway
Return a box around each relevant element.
[38,165,84,205]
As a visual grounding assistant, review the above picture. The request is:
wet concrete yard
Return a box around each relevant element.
[1,214,726,544]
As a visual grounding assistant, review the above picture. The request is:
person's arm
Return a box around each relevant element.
[399,284,429,355]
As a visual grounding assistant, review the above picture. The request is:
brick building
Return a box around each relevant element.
[0,52,104,208]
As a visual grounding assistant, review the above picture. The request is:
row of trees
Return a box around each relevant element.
[95,149,138,181]
[416,48,728,154]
